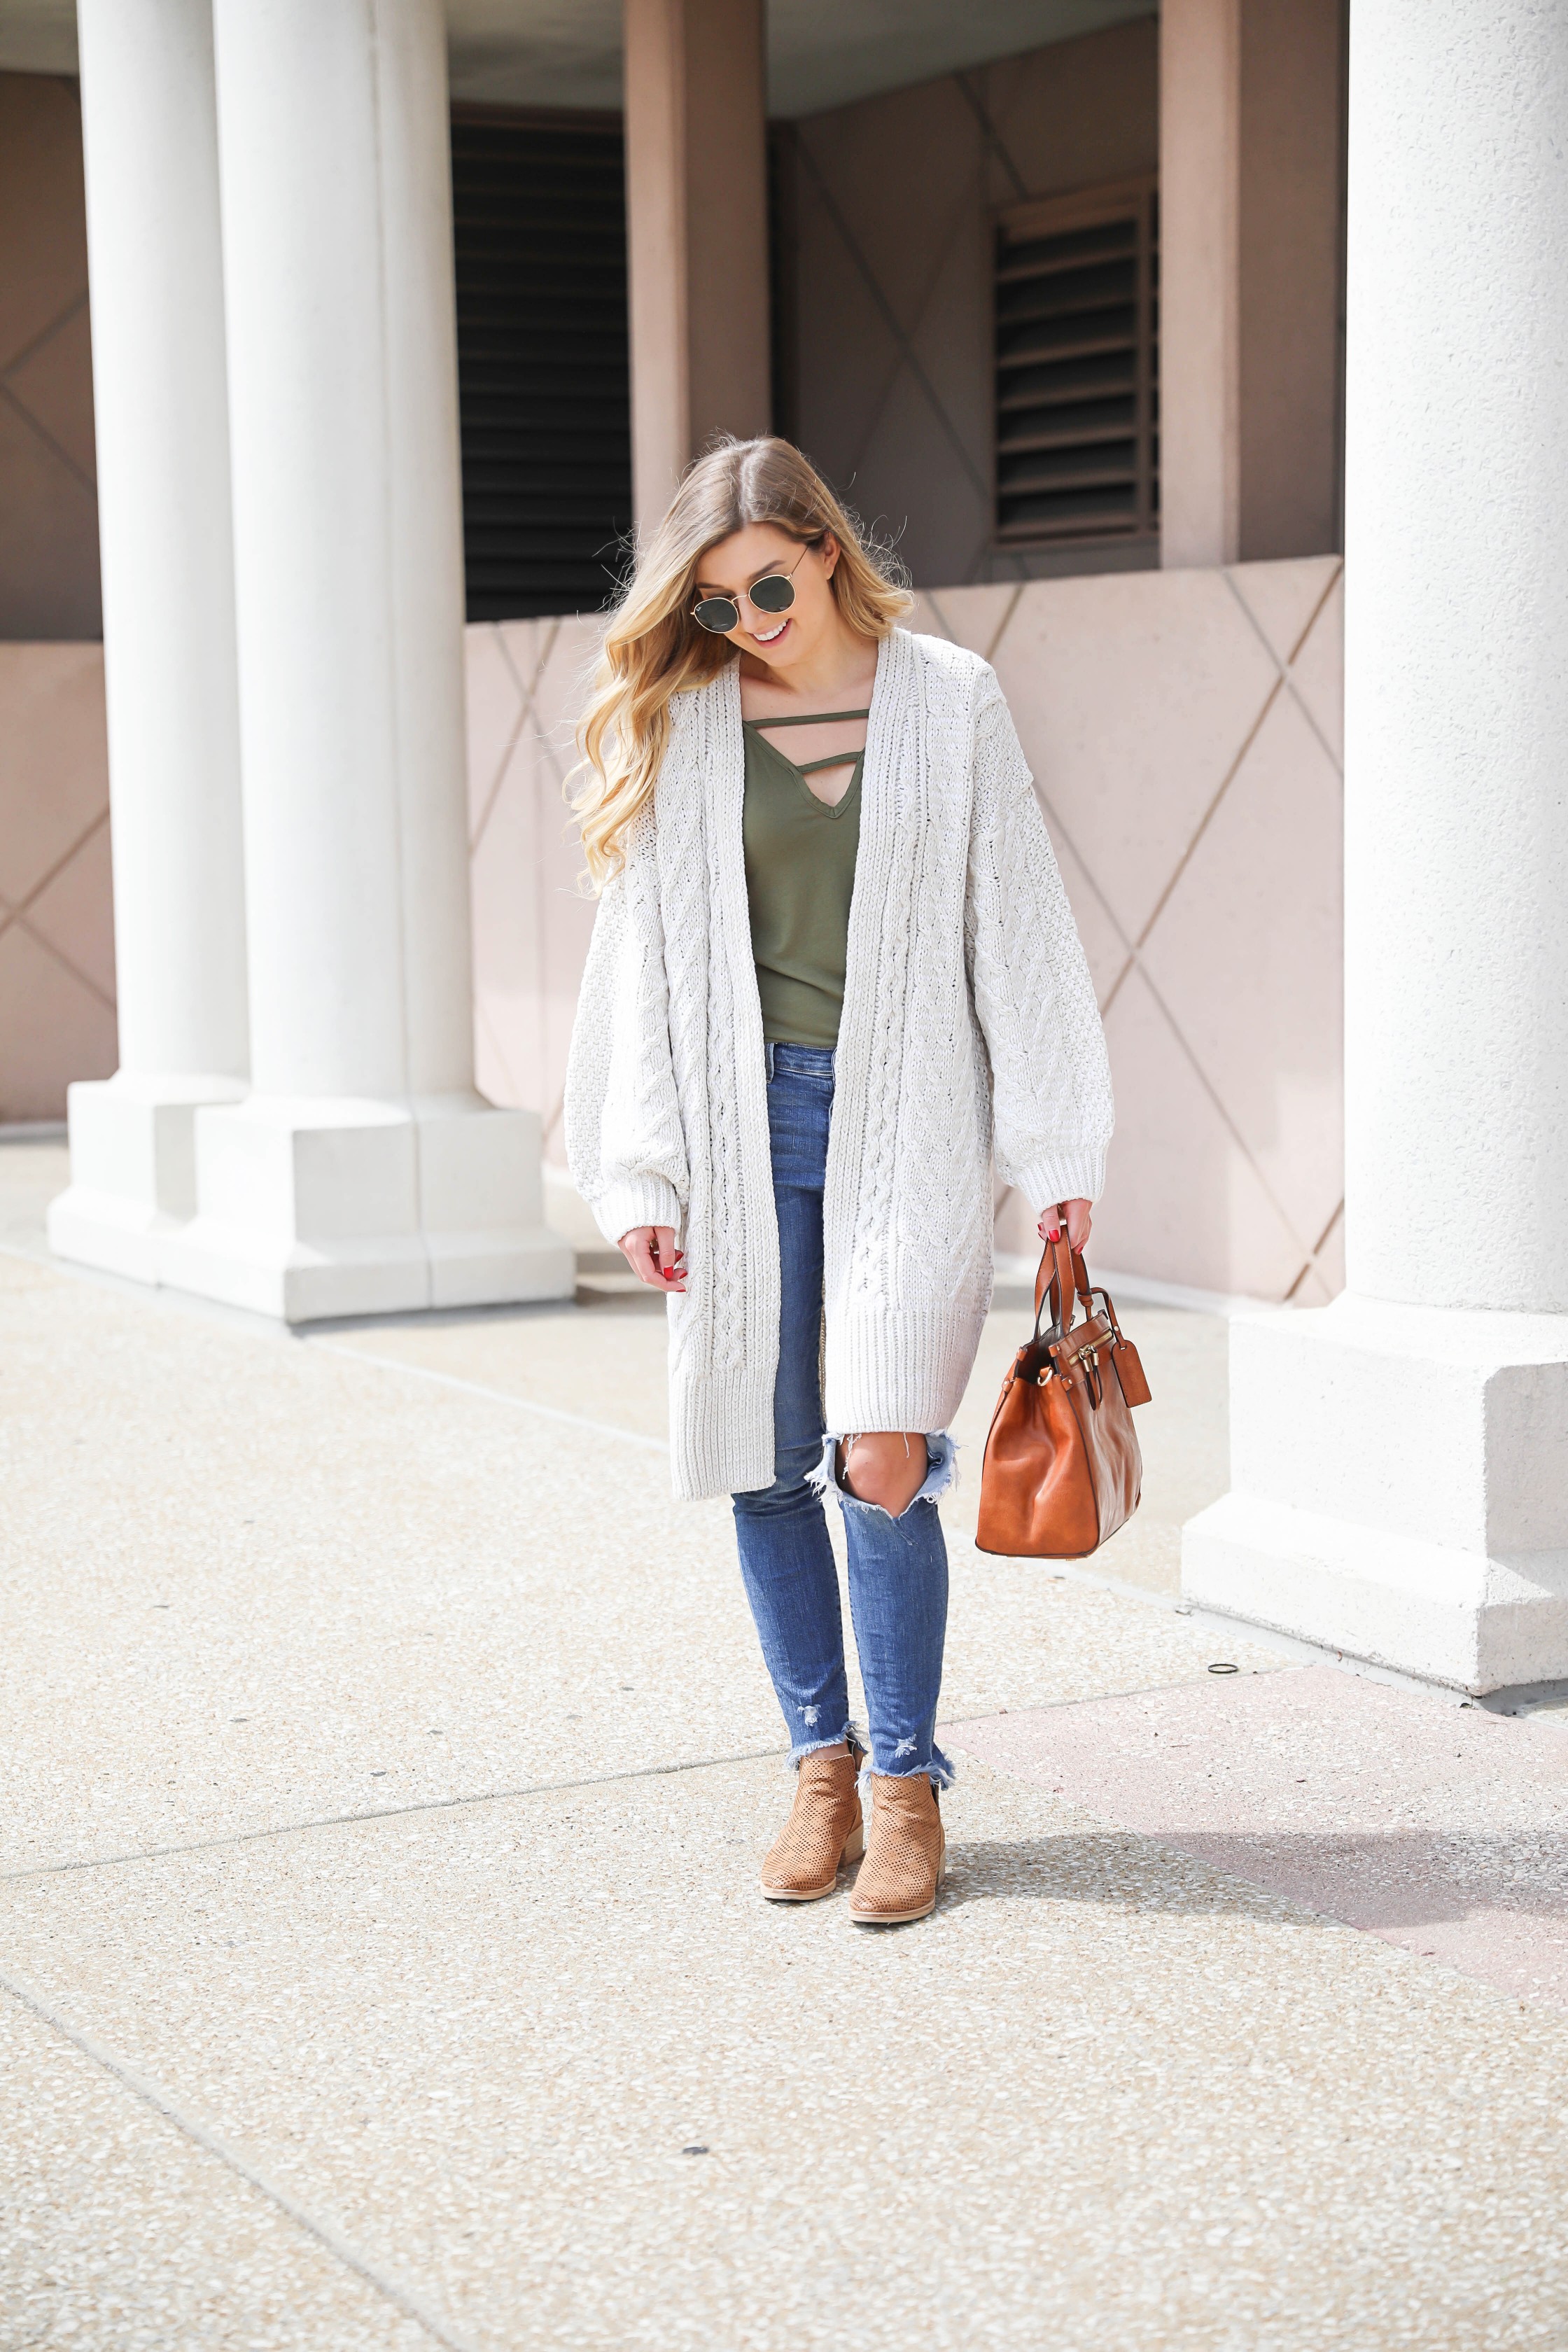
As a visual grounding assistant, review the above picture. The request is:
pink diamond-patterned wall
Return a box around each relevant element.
[466,558,1345,1303]
[2,559,1342,1304]
[0,643,115,1124]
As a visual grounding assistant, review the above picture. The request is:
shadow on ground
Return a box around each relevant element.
[944,1830,1568,1930]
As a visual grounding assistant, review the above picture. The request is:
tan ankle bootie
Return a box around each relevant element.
[849,1772,946,1925]
[760,1744,864,1901]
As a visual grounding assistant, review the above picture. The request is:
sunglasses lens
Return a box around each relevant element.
[749,573,797,615]
[693,597,739,634]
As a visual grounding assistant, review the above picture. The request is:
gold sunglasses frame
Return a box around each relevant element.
[690,544,812,635]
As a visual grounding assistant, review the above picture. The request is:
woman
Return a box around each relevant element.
[566,438,1112,1926]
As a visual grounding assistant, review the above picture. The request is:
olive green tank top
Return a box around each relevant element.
[741,708,868,1051]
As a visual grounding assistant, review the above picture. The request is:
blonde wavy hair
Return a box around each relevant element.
[572,436,911,887]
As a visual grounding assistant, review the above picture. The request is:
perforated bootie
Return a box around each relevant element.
[849,1772,946,1925]
[760,1742,864,1901]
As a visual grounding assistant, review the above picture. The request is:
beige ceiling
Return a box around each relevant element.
[0,0,1154,116]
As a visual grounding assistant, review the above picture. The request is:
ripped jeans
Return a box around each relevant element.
[732,1043,955,1786]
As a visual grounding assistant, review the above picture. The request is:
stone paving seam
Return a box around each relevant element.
[1178,1600,1497,1709]
[1064,1558,1190,1611]
[0,1742,795,1886]
[1037,1566,1495,1706]
[3,1674,1252,1891]
[4,1660,1276,1891]
[0,1961,482,2352]
[304,1336,673,1451]
[941,1669,1274,1735]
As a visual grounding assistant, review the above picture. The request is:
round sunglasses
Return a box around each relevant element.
[690,545,810,635]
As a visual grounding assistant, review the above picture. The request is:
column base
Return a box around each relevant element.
[47,1070,249,1284]
[1182,1292,1568,1695]
[156,1092,575,1322]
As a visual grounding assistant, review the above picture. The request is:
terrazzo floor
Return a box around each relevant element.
[3,1133,1566,2349]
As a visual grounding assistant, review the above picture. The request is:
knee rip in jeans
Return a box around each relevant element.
[807,1431,956,1519]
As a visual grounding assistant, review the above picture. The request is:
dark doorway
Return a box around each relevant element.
[450,108,634,621]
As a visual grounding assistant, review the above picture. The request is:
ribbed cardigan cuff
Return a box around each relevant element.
[591,1175,683,1246]
[1014,1150,1108,1214]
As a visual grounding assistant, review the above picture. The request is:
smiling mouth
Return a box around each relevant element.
[752,617,790,645]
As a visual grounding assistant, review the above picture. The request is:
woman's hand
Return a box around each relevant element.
[618,1224,687,1292]
[1037,1198,1092,1254]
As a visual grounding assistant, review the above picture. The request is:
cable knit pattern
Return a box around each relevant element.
[565,628,1113,1500]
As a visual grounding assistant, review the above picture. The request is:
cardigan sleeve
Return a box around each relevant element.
[564,816,689,1245]
[964,677,1114,1209]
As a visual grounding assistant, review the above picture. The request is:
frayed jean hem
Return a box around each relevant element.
[786,1723,863,1770]
[860,1744,955,1788]
[858,1748,957,1808]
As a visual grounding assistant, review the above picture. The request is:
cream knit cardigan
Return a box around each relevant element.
[565,626,1113,1501]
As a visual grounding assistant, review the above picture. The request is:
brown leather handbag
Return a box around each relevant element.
[976,1212,1152,1559]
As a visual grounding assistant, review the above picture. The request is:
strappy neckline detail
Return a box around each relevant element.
[743,708,870,783]
[742,708,871,724]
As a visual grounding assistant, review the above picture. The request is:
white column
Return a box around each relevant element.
[1183,0,1568,1698]
[162,0,571,1321]
[48,0,248,1284]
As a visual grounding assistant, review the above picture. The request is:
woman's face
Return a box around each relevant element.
[690,524,841,671]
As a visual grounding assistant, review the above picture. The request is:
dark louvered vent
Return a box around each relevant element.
[451,111,633,620]
[994,178,1158,547]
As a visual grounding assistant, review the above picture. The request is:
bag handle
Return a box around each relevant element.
[1032,1204,1092,1340]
